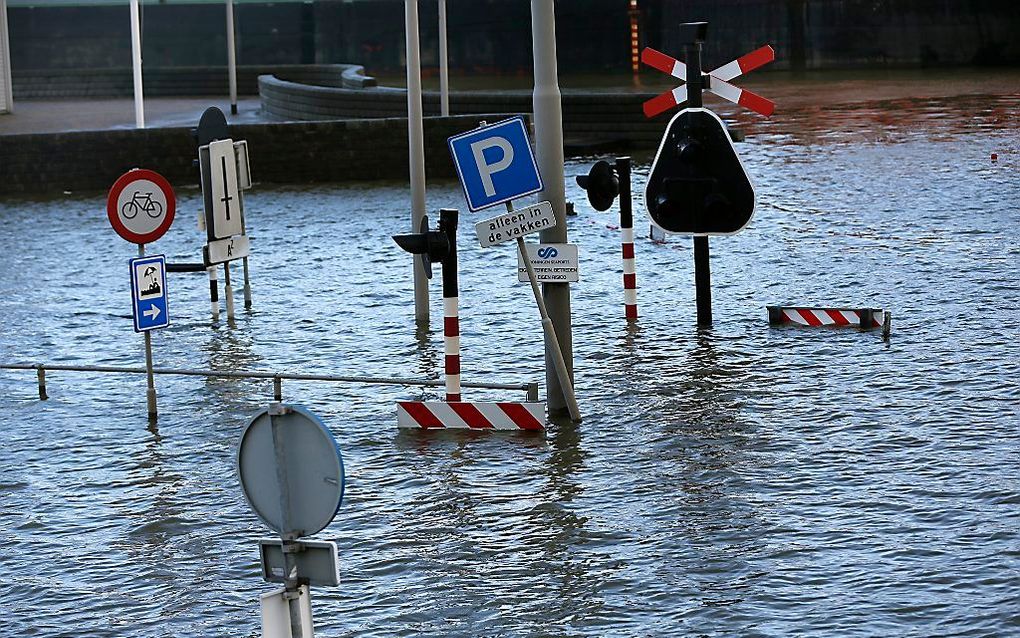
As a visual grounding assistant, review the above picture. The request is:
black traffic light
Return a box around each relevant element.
[645,109,754,235]
[576,160,620,212]
[392,212,454,279]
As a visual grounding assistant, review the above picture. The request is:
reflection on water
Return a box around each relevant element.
[1,74,1019,637]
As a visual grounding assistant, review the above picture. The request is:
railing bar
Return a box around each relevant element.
[0,363,530,392]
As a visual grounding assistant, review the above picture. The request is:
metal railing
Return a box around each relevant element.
[1,363,539,403]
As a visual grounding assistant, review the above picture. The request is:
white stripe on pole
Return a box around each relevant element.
[0,0,12,114]
[129,0,144,128]
[405,0,429,323]
[438,0,449,116]
[226,0,238,115]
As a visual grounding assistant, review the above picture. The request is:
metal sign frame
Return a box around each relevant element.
[447,116,544,211]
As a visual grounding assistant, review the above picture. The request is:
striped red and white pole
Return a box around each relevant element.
[768,305,892,338]
[397,401,546,430]
[439,209,461,402]
[617,157,638,320]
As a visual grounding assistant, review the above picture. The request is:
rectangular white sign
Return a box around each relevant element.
[475,200,557,248]
[517,243,579,283]
[208,139,244,239]
[205,234,250,265]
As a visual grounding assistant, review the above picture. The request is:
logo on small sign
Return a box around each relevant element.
[537,247,559,259]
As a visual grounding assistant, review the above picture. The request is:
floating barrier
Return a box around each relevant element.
[397,401,546,431]
[768,306,891,338]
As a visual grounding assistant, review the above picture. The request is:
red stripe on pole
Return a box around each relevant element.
[625,304,638,320]
[622,243,635,259]
[444,316,459,337]
[498,403,544,430]
[643,91,678,118]
[737,89,774,117]
[737,45,775,74]
[640,47,678,75]
[448,402,494,429]
[445,355,461,375]
[623,273,636,289]
[399,401,445,428]
[825,309,851,326]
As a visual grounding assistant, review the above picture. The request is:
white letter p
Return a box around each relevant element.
[470,136,514,197]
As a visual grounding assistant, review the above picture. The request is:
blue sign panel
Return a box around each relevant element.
[447,117,544,211]
[129,255,170,333]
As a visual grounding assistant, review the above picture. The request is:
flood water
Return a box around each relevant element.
[1,75,1019,637]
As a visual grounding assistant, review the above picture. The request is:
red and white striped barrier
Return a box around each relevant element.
[444,297,460,401]
[641,44,775,118]
[397,401,546,430]
[621,226,638,320]
[768,306,891,337]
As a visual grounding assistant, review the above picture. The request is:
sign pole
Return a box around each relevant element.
[226,0,238,116]
[224,262,236,321]
[439,210,460,401]
[530,0,574,416]
[405,0,429,324]
[683,28,712,327]
[138,243,158,420]
[616,156,639,320]
[507,203,580,422]
[129,0,145,128]
[208,266,220,321]
[438,0,450,117]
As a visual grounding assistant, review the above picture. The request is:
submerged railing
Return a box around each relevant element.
[0,363,539,403]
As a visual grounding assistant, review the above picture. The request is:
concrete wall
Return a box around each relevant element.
[0,113,517,196]
[7,0,1017,80]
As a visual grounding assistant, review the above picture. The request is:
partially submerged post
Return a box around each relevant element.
[405,0,430,324]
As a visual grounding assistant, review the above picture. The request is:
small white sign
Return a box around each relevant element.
[517,243,579,283]
[208,139,243,240]
[475,200,557,248]
[205,234,250,265]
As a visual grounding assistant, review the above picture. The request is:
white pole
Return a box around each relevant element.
[129,0,144,128]
[438,0,449,116]
[530,0,574,419]
[405,0,429,324]
[226,0,238,115]
[0,0,13,114]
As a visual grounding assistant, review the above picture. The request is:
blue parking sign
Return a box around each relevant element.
[130,255,170,333]
[447,117,544,211]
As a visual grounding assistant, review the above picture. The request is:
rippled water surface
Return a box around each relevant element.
[1,80,1019,637]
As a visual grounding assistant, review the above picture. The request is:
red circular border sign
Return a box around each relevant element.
[106,168,177,244]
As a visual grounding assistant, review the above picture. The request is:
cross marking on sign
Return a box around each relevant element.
[640,45,775,118]
[220,156,233,220]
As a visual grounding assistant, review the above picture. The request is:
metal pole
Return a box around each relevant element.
[438,0,449,116]
[139,244,157,420]
[36,365,47,400]
[226,0,238,115]
[0,0,14,114]
[224,261,236,321]
[242,256,253,309]
[405,0,429,324]
[617,156,638,320]
[530,0,573,417]
[129,0,145,128]
[208,266,220,321]
[439,209,460,401]
[683,32,712,327]
[267,403,305,638]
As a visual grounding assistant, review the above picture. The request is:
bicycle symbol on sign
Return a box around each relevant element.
[121,191,164,220]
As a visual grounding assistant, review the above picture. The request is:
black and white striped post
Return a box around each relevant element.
[393,209,461,402]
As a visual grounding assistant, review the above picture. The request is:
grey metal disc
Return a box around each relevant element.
[237,405,344,536]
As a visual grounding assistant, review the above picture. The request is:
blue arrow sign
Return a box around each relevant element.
[130,255,170,333]
[447,117,544,211]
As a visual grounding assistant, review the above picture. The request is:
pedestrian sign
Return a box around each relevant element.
[130,255,170,332]
[447,117,544,211]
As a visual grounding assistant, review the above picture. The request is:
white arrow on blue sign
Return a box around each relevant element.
[447,116,544,211]
[130,255,170,333]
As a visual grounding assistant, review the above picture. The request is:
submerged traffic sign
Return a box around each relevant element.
[448,117,544,211]
[107,169,176,245]
[129,255,170,332]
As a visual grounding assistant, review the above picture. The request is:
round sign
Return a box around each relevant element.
[237,405,344,537]
[106,169,176,244]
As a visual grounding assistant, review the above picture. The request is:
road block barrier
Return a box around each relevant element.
[397,401,545,430]
[768,306,891,338]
